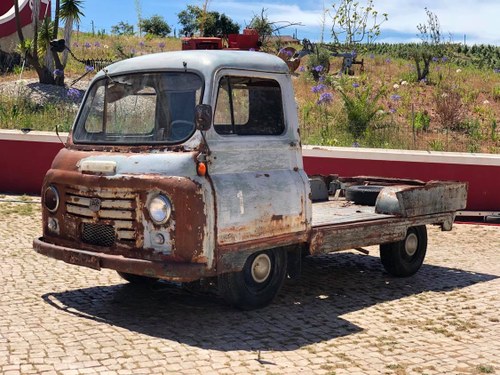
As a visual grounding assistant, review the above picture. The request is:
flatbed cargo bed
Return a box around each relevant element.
[308,179,468,255]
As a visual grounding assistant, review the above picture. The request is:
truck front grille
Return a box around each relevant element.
[64,187,138,246]
[81,223,116,247]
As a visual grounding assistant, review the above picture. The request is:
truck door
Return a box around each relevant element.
[207,72,309,249]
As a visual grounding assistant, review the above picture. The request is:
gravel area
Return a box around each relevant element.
[0,78,90,106]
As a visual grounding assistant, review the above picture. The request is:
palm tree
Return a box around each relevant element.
[60,0,84,67]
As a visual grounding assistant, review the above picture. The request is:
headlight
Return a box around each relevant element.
[148,195,172,224]
[44,185,59,213]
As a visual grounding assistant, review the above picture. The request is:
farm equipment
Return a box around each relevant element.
[181,28,261,51]
[279,38,365,75]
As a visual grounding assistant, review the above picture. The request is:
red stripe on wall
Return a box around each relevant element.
[303,156,500,211]
[0,139,62,195]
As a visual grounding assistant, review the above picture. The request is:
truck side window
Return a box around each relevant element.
[214,76,285,136]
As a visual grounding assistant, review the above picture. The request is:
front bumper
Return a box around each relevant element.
[33,237,213,282]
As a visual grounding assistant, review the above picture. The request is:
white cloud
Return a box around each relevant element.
[211,0,500,45]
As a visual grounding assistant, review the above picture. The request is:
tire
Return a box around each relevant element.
[117,271,159,286]
[345,185,384,206]
[380,226,428,277]
[218,248,287,310]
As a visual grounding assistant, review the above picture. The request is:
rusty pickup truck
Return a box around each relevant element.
[34,50,467,310]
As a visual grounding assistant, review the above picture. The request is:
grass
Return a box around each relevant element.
[476,364,495,374]
[1,32,499,153]
[0,201,40,216]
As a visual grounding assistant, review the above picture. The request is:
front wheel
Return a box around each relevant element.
[218,248,287,310]
[380,226,427,277]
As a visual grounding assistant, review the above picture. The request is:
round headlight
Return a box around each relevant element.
[44,185,59,213]
[148,195,172,224]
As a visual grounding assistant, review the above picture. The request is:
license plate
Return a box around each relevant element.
[66,252,101,270]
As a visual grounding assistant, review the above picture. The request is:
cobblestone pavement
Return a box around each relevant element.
[1,196,499,375]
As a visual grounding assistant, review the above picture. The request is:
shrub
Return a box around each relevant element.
[492,85,500,101]
[306,48,331,80]
[413,110,430,132]
[338,84,385,140]
[434,86,464,130]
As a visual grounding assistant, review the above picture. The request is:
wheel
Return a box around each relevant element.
[345,185,384,206]
[380,226,427,277]
[117,271,159,285]
[218,248,287,310]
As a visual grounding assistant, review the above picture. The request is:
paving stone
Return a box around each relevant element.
[1,196,499,374]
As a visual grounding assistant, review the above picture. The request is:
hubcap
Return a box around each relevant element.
[251,254,272,283]
[405,233,419,256]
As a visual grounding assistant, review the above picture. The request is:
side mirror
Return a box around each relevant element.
[195,104,212,131]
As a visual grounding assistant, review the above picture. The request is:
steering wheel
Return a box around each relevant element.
[170,120,195,140]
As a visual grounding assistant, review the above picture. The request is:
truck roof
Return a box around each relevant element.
[96,50,290,77]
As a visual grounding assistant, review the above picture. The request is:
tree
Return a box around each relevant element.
[111,21,134,36]
[139,15,171,37]
[411,8,443,82]
[177,5,239,37]
[248,8,301,48]
[14,0,56,84]
[60,0,84,68]
[13,0,81,85]
[330,0,388,47]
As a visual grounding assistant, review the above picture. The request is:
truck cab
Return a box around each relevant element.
[34,50,467,310]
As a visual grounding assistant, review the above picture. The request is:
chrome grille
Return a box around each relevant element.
[65,187,137,244]
[81,223,116,247]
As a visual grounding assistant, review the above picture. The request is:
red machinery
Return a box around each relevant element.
[181,28,260,51]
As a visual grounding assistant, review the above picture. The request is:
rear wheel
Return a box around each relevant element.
[218,248,287,310]
[380,226,427,277]
[117,272,159,286]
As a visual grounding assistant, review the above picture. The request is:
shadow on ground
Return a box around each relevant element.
[42,253,497,352]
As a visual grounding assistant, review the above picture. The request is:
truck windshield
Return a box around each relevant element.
[72,72,203,145]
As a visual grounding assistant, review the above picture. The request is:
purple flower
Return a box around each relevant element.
[158,42,166,49]
[352,82,360,88]
[441,56,448,62]
[317,92,333,105]
[352,141,360,147]
[390,94,401,101]
[420,78,428,84]
[84,42,91,48]
[85,65,94,72]
[389,108,396,113]
[279,48,293,57]
[385,58,391,63]
[311,84,326,93]
[314,65,324,72]
[67,88,81,101]
[298,66,305,72]
[369,53,375,59]
[319,75,325,82]
[494,68,500,74]
[53,69,63,77]
[432,56,439,62]
[72,42,79,48]
[130,48,136,55]
[139,41,145,48]
[94,41,101,48]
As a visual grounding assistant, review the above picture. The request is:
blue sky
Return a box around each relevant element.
[73,0,499,45]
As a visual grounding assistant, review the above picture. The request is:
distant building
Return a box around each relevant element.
[267,35,300,45]
[0,0,50,53]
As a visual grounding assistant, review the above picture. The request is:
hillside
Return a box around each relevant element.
[1,34,499,153]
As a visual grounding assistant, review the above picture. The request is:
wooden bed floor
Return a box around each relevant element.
[311,198,395,227]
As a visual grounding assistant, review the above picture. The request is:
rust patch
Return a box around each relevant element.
[41,149,208,274]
